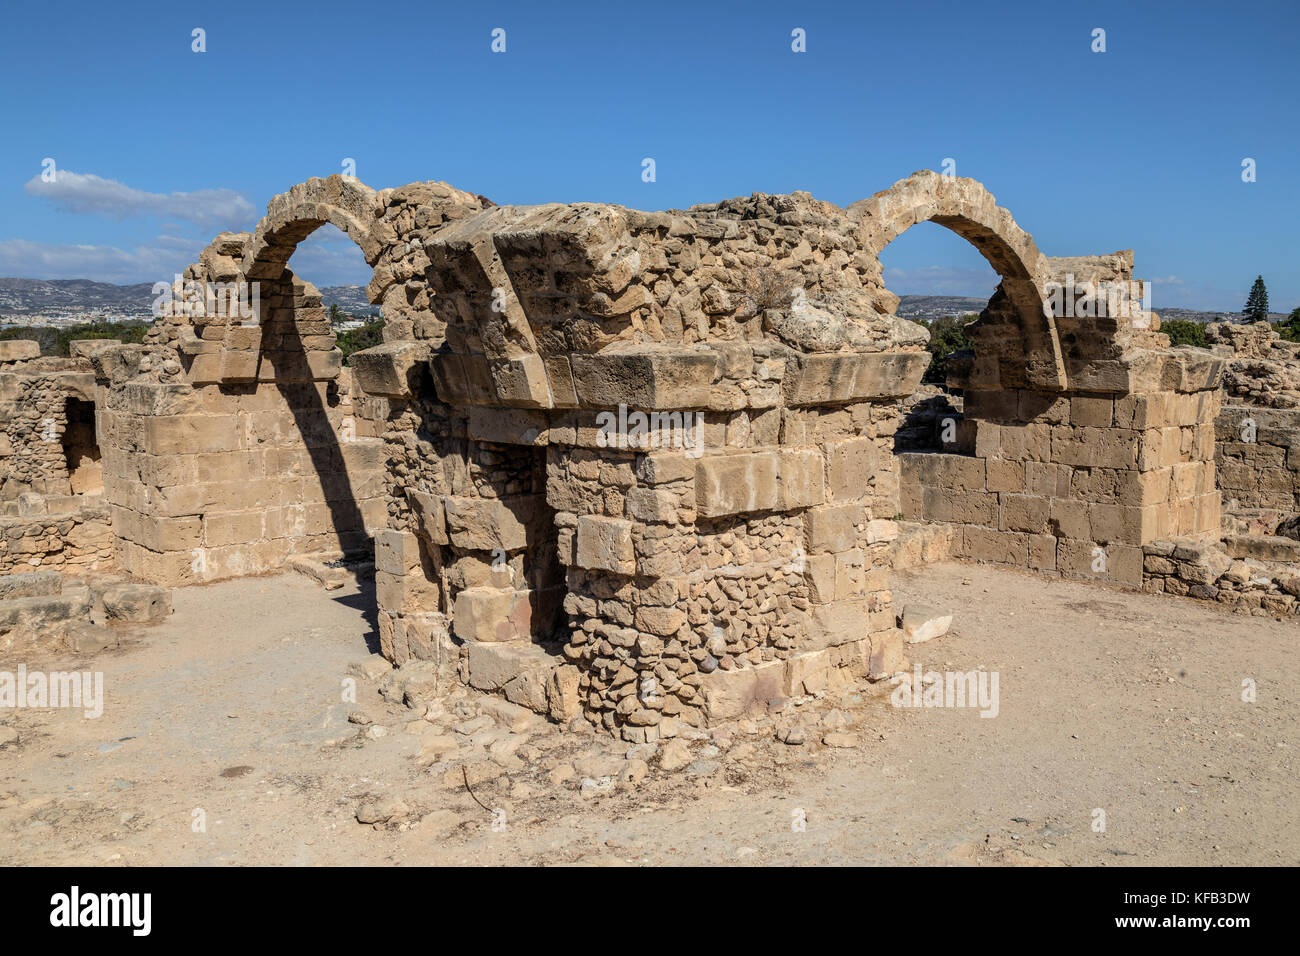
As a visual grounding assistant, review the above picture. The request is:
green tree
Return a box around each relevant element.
[1161,319,1207,348]
[336,319,385,365]
[327,303,342,324]
[59,320,149,356]
[1243,276,1270,322]
[0,325,55,353]
[0,320,149,356]
[921,313,974,385]
[1275,306,1300,343]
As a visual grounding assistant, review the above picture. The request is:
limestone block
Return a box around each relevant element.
[999,493,1050,534]
[957,526,1029,566]
[694,451,778,517]
[220,348,261,383]
[547,664,582,721]
[142,415,241,455]
[899,604,952,644]
[0,571,62,601]
[453,587,534,643]
[778,448,826,509]
[428,352,473,405]
[803,553,836,603]
[782,350,929,406]
[406,490,448,545]
[0,588,92,629]
[349,342,430,398]
[574,515,635,574]
[374,529,422,575]
[502,665,551,714]
[442,496,530,552]
[375,569,440,616]
[1056,538,1144,587]
[468,406,547,446]
[809,598,889,650]
[784,649,831,697]
[803,502,863,553]
[986,458,1026,493]
[867,627,908,680]
[0,340,41,362]
[489,354,553,408]
[866,519,899,543]
[543,356,580,408]
[625,487,679,522]
[100,583,172,624]
[466,639,547,690]
[70,339,121,358]
[403,611,450,664]
[825,436,878,500]
[569,347,718,410]
[700,659,786,722]
[1069,396,1115,427]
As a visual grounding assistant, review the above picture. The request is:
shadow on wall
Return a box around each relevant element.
[265,270,370,558]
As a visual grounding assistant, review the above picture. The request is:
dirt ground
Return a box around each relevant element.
[0,561,1295,867]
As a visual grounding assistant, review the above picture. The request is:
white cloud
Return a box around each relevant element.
[0,225,374,287]
[883,265,1000,298]
[283,227,372,285]
[0,237,203,284]
[25,170,257,231]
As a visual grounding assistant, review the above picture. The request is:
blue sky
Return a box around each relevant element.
[0,0,1295,312]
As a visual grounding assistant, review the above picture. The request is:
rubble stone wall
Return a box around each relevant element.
[1204,322,1300,513]
[0,360,114,575]
[0,501,114,575]
[0,362,97,499]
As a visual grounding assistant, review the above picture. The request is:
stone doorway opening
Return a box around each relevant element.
[62,396,102,496]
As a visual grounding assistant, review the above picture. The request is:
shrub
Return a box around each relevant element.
[1160,319,1207,349]
[921,313,975,384]
[337,320,385,365]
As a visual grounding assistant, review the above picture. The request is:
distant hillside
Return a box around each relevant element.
[0,279,1280,325]
[896,294,1286,325]
[896,295,988,319]
[1150,306,1287,324]
[0,278,155,316]
[0,277,377,319]
[319,285,378,315]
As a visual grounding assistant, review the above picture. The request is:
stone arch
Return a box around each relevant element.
[851,170,1067,391]
[241,175,390,298]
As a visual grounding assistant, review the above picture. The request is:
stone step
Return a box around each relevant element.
[465,639,576,722]
[0,570,63,602]
[289,552,375,590]
[0,587,91,630]
[1224,534,1300,564]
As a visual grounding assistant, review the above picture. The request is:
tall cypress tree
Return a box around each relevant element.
[1243,276,1270,322]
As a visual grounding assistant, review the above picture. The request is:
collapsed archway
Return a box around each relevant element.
[882,221,997,455]
[851,170,1067,392]
[126,177,397,584]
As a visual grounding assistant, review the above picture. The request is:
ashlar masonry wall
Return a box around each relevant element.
[98,273,389,585]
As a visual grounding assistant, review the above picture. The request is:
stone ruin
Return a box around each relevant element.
[0,339,169,652]
[0,169,1294,740]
